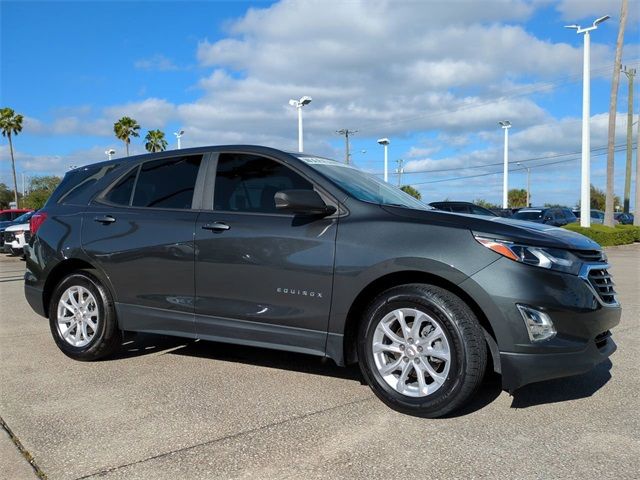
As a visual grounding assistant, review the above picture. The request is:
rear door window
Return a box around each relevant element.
[102,155,202,209]
[132,155,202,209]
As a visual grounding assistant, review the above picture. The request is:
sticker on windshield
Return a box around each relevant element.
[299,156,353,168]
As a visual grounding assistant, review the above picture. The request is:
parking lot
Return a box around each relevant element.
[0,245,638,479]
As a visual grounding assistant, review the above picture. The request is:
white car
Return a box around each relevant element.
[4,221,30,256]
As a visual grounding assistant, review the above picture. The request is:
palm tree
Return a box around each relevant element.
[604,0,628,226]
[0,107,24,207]
[113,116,140,156]
[144,129,168,153]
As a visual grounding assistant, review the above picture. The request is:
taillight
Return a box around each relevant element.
[30,212,48,234]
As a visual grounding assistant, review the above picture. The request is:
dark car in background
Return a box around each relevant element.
[573,209,605,224]
[490,208,513,218]
[24,146,620,418]
[429,201,498,217]
[614,212,634,225]
[512,207,577,227]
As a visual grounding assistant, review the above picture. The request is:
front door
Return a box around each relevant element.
[194,152,337,355]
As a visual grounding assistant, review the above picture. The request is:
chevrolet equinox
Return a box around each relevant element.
[24,146,621,417]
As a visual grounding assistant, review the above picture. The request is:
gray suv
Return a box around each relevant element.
[24,146,620,417]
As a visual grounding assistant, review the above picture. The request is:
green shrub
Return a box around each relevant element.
[563,223,638,247]
[615,224,640,242]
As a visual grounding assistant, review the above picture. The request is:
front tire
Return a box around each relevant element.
[49,270,121,361]
[357,284,487,418]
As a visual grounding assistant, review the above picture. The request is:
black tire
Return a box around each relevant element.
[49,270,121,361]
[357,284,487,418]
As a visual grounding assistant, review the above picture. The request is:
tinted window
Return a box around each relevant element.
[104,167,138,206]
[132,155,201,209]
[513,210,543,221]
[56,165,119,205]
[450,205,471,213]
[214,154,313,213]
[0,213,10,221]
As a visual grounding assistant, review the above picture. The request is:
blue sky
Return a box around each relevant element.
[1,0,639,207]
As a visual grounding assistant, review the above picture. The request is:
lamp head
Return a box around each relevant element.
[594,15,610,26]
[299,96,312,106]
[377,138,390,146]
[289,99,298,107]
[498,120,511,128]
[564,24,579,30]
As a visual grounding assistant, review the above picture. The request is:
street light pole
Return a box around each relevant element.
[499,121,511,209]
[396,159,404,187]
[565,15,610,227]
[377,138,390,182]
[289,96,312,152]
[105,149,115,160]
[173,130,185,150]
[517,162,531,206]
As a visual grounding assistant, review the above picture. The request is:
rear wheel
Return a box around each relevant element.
[357,284,487,418]
[49,270,121,361]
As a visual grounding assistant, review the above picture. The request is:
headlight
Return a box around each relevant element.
[474,236,580,275]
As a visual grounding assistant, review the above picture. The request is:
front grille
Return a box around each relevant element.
[4,232,15,243]
[595,330,611,349]
[587,268,617,304]
[572,249,605,262]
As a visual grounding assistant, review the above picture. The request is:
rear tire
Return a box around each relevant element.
[357,284,487,418]
[49,270,121,361]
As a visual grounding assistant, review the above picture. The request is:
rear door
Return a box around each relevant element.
[82,153,205,336]
[193,152,338,355]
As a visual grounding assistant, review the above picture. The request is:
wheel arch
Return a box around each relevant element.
[42,258,112,318]
[341,270,500,372]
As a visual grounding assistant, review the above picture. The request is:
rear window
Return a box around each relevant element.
[102,155,202,209]
[50,164,119,205]
[513,210,543,221]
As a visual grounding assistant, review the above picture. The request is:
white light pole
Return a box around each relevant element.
[289,96,312,152]
[105,149,115,160]
[377,138,390,182]
[174,129,185,149]
[517,162,531,207]
[565,15,610,227]
[499,121,511,208]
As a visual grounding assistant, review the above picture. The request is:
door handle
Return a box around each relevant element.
[94,215,116,224]
[202,222,230,231]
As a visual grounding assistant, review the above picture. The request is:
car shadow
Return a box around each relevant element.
[107,332,612,417]
[111,332,364,382]
[509,359,612,409]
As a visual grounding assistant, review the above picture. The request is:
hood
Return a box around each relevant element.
[4,222,30,232]
[381,206,601,251]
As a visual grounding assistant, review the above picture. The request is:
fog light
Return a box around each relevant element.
[517,305,556,342]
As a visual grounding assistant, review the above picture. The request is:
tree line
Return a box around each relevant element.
[0,107,170,209]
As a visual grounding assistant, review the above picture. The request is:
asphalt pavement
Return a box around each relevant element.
[1,245,638,479]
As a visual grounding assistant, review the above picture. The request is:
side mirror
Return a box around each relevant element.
[275,190,336,216]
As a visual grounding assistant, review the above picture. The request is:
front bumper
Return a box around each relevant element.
[460,257,622,391]
[500,333,616,392]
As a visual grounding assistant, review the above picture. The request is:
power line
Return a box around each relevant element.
[366,142,633,176]
[408,146,628,186]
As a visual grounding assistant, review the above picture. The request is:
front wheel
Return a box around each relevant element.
[49,270,121,361]
[357,284,487,418]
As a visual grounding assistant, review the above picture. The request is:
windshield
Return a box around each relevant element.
[513,210,543,221]
[297,155,428,210]
[12,211,34,223]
